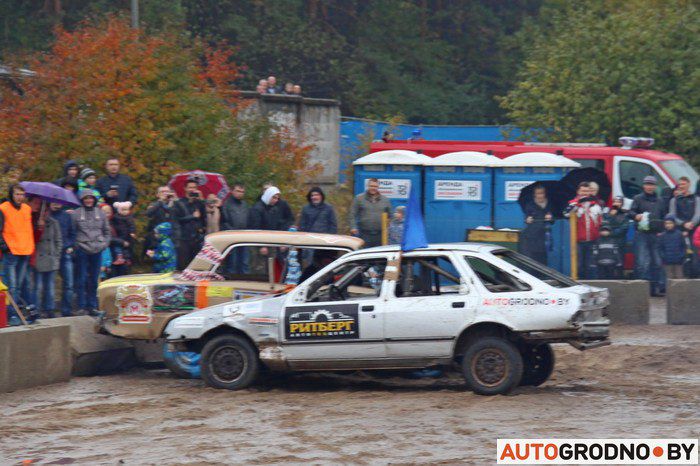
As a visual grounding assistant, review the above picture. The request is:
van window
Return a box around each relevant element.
[660,160,699,192]
[619,160,668,198]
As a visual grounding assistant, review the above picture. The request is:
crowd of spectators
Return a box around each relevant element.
[255,75,303,96]
[3,155,697,325]
[2,160,405,323]
[518,175,700,296]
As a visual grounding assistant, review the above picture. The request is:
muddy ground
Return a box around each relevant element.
[1,324,699,465]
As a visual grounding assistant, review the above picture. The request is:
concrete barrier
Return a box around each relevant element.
[133,339,165,365]
[37,316,136,375]
[666,279,700,325]
[0,324,72,393]
[580,280,649,324]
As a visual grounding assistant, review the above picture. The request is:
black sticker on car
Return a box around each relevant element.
[152,285,195,311]
[285,303,360,340]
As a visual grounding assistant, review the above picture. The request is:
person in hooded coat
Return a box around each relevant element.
[72,189,110,314]
[248,186,294,231]
[147,222,177,273]
[299,187,337,234]
[518,184,554,265]
[54,160,80,187]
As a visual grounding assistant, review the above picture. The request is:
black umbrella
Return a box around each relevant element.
[517,180,571,219]
[560,167,612,204]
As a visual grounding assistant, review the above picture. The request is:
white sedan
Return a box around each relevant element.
[165,243,610,395]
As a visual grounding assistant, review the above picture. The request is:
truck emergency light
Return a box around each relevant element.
[619,136,654,149]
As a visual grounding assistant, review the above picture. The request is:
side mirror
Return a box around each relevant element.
[459,278,470,295]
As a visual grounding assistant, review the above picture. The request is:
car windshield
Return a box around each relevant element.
[660,159,700,191]
[491,249,578,288]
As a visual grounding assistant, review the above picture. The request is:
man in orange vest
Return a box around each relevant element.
[0,184,35,303]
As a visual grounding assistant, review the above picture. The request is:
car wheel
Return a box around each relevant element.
[163,343,201,379]
[200,335,259,390]
[462,337,523,396]
[519,343,554,387]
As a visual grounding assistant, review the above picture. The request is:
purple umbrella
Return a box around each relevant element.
[19,181,81,207]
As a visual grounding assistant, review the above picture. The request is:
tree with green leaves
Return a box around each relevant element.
[500,1,700,159]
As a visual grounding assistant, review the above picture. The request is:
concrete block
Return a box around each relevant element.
[133,339,165,365]
[580,280,650,324]
[36,316,136,375]
[666,279,700,325]
[0,325,72,393]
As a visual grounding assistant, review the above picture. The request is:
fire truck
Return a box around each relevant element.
[369,137,698,205]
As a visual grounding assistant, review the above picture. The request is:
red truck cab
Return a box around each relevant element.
[369,137,698,205]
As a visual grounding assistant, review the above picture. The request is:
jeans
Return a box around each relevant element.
[224,247,249,275]
[2,252,29,302]
[578,241,598,279]
[75,249,102,311]
[35,270,56,314]
[20,265,35,306]
[59,253,74,316]
[634,232,663,293]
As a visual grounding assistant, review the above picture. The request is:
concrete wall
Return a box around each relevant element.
[240,92,341,184]
[666,279,700,325]
[39,316,136,376]
[0,325,72,393]
[580,280,649,324]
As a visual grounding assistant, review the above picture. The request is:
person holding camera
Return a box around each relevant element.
[205,194,222,234]
[96,158,138,206]
[564,181,602,279]
[173,180,206,270]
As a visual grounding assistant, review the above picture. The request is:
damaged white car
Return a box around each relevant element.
[164,243,610,395]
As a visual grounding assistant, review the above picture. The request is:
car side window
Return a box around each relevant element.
[395,256,461,298]
[619,160,668,199]
[306,258,387,303]
[463,255,531,293]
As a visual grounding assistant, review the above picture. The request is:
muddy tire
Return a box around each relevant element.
[462,337,523,396]
[200,335,259,390]
[163,344,201,379]
[519,343,554,387]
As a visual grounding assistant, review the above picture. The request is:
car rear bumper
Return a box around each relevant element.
[519,320,610,350]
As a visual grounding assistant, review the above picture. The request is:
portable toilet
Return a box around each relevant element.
[423,151,501,243]
[353,150,431,210]
[494,152,580,229]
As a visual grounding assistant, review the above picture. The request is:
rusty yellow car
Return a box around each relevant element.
[97,230,363,376]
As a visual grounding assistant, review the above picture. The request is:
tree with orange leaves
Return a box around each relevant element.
[0,16,316,207]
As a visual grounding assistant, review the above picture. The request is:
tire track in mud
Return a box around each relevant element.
[0,325,698,464]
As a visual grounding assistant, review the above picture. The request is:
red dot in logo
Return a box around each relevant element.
[653,446,664,457]
[550,299,556,304]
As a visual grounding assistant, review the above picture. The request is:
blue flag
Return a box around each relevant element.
[401,186,429,251]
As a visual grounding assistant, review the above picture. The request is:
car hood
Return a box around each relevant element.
[165,294,287,337]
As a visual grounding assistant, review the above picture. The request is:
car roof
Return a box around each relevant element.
[205,230,364,251]
[344,242,502,257]
[186,230,365,271]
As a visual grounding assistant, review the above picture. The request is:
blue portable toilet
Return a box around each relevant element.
[494,152,580,229]
[353,150,431,210]
[423,151,501,243]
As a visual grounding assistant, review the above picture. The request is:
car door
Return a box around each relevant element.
[382,252,477,359]
[280,254,390,366]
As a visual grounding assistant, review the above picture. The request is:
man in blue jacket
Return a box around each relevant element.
[96,158,138,206]
[50,202,76,316]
